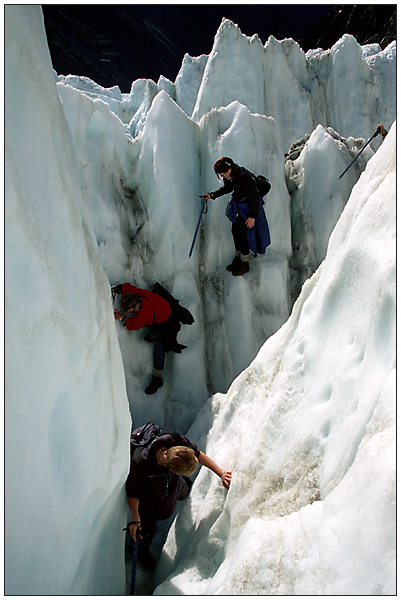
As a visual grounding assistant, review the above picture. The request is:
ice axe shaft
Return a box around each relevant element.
[338,129,380,180]
[189,196,207,258]
[129,537,139,595]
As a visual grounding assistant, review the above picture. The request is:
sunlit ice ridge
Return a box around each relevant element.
[5,5,395,595]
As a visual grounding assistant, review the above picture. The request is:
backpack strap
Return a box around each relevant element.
[130,422,162,454]
[132,431,185,473]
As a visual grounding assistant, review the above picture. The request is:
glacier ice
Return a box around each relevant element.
[5,4,395,595]
[154,122,396,596]
[5,5,131,595]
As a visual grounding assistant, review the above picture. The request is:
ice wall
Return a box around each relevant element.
[5,6,131,594]
[5,6,396,594]
[55,37,394,428]
[54,17,395,421]
[285,124,373,299]
[154,122,396,596]
[56,82,295,428]
[61,19,396,153]
[191,23,395,153]
[192,22,395,152]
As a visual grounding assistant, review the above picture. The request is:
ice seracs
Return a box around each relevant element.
[154,122,396,597]
[60,20,396,155]
[5,4,395,595]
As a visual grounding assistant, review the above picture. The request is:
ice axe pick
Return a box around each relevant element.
[338,128,381,180]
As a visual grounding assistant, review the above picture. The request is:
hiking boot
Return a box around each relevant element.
[226,255,242,272]
[145,376,163,395]
[231,259,250,276]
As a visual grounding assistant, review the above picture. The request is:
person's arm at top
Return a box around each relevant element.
[376,123,388,139]
[198,451,232,489]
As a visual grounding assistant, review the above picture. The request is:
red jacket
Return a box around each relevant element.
[121,283,171,331]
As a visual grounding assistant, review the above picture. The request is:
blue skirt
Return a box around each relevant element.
[228,198,271,255]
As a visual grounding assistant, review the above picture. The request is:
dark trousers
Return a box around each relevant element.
[153,341,165,371]
[138,476,191,551]
[232,215,249,255]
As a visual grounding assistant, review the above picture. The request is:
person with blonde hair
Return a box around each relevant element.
[125,428,232,569]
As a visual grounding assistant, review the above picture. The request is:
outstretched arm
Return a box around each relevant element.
[202,178,234,201]
[198,451,232,489]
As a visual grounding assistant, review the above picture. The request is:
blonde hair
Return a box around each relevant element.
[165,446,198,476]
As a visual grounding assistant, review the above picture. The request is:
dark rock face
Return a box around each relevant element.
[42,5,333,92]
[300,4,396,52]
[42,5,396,93]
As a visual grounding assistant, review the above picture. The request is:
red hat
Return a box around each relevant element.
[214,157,235,174]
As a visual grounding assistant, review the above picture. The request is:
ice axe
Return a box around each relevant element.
[189,196,208,257]
[338,128,381,180]
[129,537,139,595]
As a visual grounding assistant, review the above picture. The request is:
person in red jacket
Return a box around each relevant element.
[112,283,174,394]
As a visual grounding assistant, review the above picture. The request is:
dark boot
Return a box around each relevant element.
[232,259,250,276]
[145,376,163,395]
[226,255,242,272]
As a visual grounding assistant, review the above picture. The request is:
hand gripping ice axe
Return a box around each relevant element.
[189,196,208,257]
[338,127,382,180]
